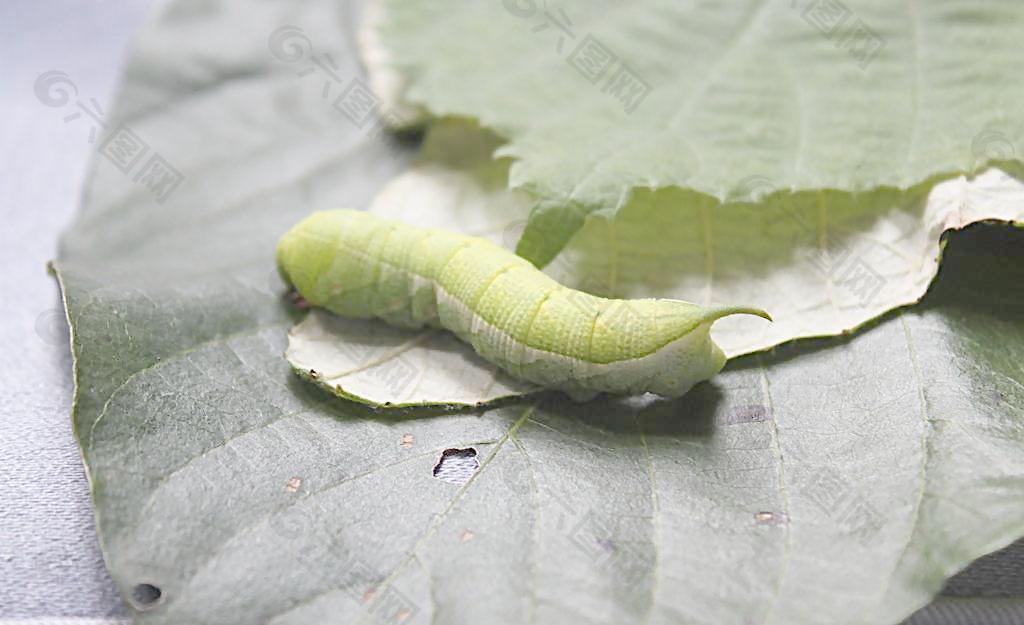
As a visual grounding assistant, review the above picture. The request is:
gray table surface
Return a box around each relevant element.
[1,1,1021,624]
[1,0,152,621]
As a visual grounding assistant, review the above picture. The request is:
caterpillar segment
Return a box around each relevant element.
[277,209,770,400]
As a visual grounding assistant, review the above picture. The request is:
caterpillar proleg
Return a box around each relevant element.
[277,210,770,400]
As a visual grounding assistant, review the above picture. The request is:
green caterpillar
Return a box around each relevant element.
[276,210,770,401]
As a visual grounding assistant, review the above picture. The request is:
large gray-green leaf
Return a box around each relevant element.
[55,1,1024,625]
[368,0,1024,263]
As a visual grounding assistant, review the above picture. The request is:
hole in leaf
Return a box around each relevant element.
[432,448,479,485]
[130,583,163,610]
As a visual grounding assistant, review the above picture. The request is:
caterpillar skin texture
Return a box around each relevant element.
[277,210,769,401]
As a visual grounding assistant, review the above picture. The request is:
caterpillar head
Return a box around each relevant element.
[276,211,357,306]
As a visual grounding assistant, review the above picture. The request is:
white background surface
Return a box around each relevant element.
[0,0,152,619]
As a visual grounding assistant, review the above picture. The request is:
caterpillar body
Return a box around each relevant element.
[276,210,770,401]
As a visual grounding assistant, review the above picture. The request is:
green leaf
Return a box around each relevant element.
[287,309,538,407]
[555,167,1024,356]
[56,2,1024,625]
[328,121,1024,360]
[368,0,1024,262]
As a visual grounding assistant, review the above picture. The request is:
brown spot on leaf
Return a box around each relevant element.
[754,510,787,526]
